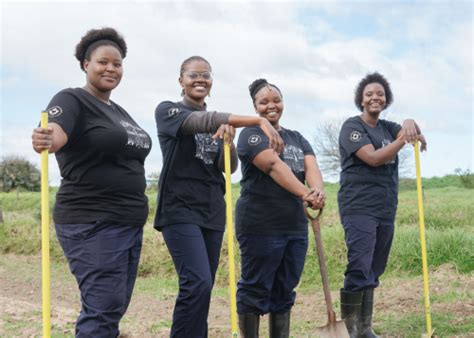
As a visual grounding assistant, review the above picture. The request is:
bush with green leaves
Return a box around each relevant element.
[455,168,474,189]
[0,156,41,192]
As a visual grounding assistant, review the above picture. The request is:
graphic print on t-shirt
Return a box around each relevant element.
[120,120,151,149]
[282,144,305,173]
[195,133,219,164]
[381,138,396,164]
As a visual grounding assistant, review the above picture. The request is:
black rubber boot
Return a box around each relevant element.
[269,311,290,338]
[340,289,363,338]
[357,289,379,338]
[238,313,260,338]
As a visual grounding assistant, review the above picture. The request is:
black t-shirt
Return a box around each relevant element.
[154,100,226,231]
[338,116,402,221]
[46,88,152,226]
[235,126,314,235]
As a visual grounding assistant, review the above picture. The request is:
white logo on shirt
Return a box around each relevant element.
[248,135,262,146]
[47,106,63,118]
[350,131,362,142]
[168,107,181,117]
[195,133,219,164]
[120,121,150,149]
[283,144,305,173]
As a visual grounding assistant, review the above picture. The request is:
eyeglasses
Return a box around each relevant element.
[185,71,213,80]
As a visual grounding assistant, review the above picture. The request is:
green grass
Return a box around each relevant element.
[430,289,474,303]
[387,226,474,275]
[2,313,40,336]
[1,176,473,286]
[377,312,474,337]
[148,319,173,333]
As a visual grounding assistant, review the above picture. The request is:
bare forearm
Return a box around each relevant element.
[227,115,264,128]
[267,161,310,198]
[306,167,324,191]
[358,138,405,167]
[304,155,324,190]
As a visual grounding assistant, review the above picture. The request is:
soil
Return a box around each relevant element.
[0,254,472,337]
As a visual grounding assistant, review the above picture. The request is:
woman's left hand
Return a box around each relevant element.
[212,124,235,144]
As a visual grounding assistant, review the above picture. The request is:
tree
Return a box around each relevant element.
[0,155,41,193]
[146,171,161,191]
[454,168,474,189]
[312,120,413,181]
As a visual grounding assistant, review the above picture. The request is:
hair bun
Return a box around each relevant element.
[249,78,268,97]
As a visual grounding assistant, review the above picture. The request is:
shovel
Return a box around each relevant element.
[305,208,349,338]
[223,133,238,337]
[414,140,434,337]
[40,111,51,337]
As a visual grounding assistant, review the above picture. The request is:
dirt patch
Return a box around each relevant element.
[0,256,472,337]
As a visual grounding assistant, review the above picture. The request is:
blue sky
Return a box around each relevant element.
[1,0,472,184]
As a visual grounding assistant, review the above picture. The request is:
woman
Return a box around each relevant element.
[154,56,284,338]
[338,72,427,337]
[235,78,325,338]
[31,27,151,337]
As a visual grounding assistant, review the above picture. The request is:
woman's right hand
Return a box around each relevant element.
[418,134,427,152]
[32,127,53,154]
[302,189,325,210]
[259,118,284,154]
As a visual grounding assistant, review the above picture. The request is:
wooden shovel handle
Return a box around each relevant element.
[305,208,337,323]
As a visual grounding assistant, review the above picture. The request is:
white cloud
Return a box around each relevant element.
[1,1,472,181]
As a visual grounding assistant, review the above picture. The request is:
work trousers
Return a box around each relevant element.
[55,221,143,338]
[236,233,308,315]
[162,223,224,338]
[342,215,394,291]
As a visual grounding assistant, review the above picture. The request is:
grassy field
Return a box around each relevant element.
[0,176,473,336]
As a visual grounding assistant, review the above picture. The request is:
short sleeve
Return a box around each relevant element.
[296,132,314,156]
[45,90,82,138]
[339,119,372,156]
[381,119,402,139]
[237,127,270,162]
[155,101,191,138]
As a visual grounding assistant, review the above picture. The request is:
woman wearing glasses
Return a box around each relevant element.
[154,56,284,337]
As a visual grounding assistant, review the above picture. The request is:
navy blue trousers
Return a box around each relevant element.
[162,223,224,338]
[236,233,308,315]
[55,221,143,338]
[342,215,394,291]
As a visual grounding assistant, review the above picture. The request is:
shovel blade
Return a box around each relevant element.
[317,321,349,338]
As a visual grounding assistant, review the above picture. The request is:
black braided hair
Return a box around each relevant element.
[75,27,127,71]
[249,78,282,104]
[180,56,212,76]
[354,72,393,112]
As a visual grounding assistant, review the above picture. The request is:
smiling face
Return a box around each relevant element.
[361,82,386,116]
[254,85,284,128]
[83,45,123,93]
[179,60,213,105]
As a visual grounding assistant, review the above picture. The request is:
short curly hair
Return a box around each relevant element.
[354,72,393,112]
[75,27,127,71]
[249,78,282,104]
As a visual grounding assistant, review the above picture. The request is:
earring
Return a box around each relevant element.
[181,88,185,97]
[207,92,211,98]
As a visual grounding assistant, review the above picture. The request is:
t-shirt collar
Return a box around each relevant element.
[181,97,207,111]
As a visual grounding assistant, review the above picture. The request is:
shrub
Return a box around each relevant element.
[455,168,474,189]
[1,156,41,192]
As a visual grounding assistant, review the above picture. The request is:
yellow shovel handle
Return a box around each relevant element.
[224,134,238,337]
[414,140,433,337]
[40,112,51,337]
